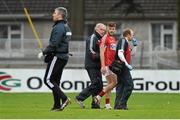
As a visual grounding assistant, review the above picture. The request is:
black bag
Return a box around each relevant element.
[109,60,124,75]
[44,53,54,63]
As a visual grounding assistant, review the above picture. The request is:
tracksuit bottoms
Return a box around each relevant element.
[114,66,134,109]
[44,56,68,108]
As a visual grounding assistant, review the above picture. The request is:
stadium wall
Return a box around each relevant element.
[0,69,179,93]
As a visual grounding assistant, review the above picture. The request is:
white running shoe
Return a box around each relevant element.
[105,104,112,110]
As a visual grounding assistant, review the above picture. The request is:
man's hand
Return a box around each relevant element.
[132,38,138,46]
[38,51,44,59]
[125,63,133,70]
[91,53,96,60]
[101,66,107,75]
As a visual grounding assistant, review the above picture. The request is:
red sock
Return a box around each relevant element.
[99,90,105,97]
[105,98,110,104]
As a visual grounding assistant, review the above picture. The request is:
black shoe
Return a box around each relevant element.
[119,106,128,110]
[91,102,100,109]
[75,97,85,109]
[61,98,71,110]
[50,107,61,111]
[114,105,128,110]
[91,105,100,109]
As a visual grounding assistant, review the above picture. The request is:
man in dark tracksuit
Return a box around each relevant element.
[75,23,106,109]
[114,28,135,110]
[39,7,72,111]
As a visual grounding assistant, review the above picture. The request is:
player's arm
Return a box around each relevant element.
[100,35,107,67]
[117,40,133,70]
[100,35,107,74]
[118,50,128,65]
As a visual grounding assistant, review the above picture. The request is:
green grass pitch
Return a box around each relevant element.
[0,93,180,119]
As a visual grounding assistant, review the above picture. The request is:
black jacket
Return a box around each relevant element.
[85,31,102,69]
[43,20,71,60]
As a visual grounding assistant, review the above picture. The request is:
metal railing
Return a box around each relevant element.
[0,38,179,69]
[153,46,179,69]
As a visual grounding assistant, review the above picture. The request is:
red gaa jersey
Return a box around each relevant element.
[101,34,117,66]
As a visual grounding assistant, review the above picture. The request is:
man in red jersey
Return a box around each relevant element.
[114,28,134,110]
[94,22,118,109]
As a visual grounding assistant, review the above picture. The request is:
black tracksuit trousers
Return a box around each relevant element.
[114,66,134,109]
[44,56,68,109]
[76,68,103,107]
